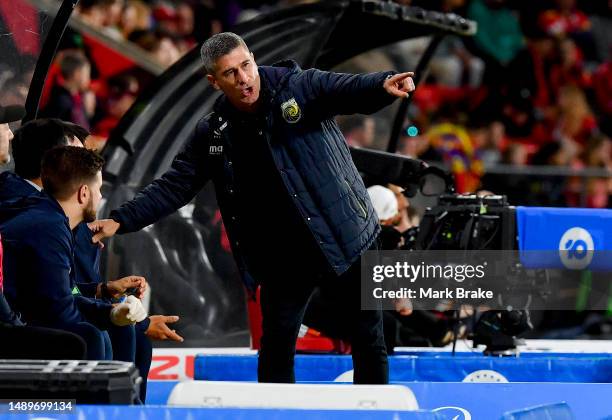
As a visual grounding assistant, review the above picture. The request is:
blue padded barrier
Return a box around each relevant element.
[145,380,612,420]
[194,353,612,383]
[0,405,443,420]
[516,206,612,270]
[500,402,574,420]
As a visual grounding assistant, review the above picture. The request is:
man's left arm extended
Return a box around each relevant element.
[300,68,415,118]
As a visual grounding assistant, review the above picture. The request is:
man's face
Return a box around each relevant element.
[207,46,261,112]
[0,123,14,164]
[74,64,91,92]
[83,171,102,223]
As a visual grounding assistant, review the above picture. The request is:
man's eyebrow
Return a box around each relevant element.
[221,59,250,76]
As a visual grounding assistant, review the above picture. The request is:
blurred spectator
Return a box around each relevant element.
[103,0,124,39]
[554,84,597,147]
[75,0,107,29]
[480,142,530,205]
[129,30,181,67]
[93,73,139,142]
[550,37,591,94]
[175,3,197,51]
[398,132,443,162]
[429,36,485,88]
[75,0,124,39]
[538,0,598,61]
[505,30,557,111]
[566,135,612,208]
[424,0,485,87]
[468,119,504,166]
[483,121,506,165]
[538,0,591,37]
[367,185,400,225]
[528,141,571,206]
[388,183,414,234]
[426,106,484,193]
[467,0,524,76]
[40,51,94,130]
[338,115,375,148]
[120,0,152,39]
[0,54,35,109]
[502,30,558,143]
[592,62,612,130]
[504,142,529,166]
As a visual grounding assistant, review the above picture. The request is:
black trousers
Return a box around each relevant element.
[108,321,153,402]
[255,245,388,384]
[0,324,87,359]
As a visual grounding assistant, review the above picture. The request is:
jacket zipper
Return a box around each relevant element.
[344,179,367,219]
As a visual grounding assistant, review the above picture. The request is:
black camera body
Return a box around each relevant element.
[412,194,533,355]
[415,194,515,252]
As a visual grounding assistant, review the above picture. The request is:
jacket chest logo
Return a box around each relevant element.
[281,97,301,124]
[210,120,227,155]
[209,145,223,155]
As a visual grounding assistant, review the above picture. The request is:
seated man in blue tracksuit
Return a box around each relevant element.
[0,104,86,360]
[1,118,183,399]
[90,32,416,383]
[0,146,147,359]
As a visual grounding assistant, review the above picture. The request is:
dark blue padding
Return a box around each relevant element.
[500,402,574,420]
[0,405,443,420]
[516,207,612,270]
[194,353,612,383]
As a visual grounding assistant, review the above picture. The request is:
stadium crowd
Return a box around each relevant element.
[0,0,609,208]
[29,0,612,208]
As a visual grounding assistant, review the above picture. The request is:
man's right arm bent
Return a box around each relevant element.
[96,118,213,239]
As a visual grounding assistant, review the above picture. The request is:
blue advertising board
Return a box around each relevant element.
[516,207,612,270]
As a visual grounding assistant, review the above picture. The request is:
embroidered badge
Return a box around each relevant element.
[281,98,302,124]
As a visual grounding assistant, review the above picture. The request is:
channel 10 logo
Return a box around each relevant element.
[558,227,594,270]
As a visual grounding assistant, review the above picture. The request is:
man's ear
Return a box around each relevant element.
[77,184,90,205]
[206,74,220,90]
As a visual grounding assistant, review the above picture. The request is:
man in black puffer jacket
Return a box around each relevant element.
[91,32,415,384]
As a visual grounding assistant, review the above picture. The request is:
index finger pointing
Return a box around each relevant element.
[388,72,414,82]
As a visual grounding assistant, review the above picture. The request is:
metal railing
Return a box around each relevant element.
[478,163,610,207]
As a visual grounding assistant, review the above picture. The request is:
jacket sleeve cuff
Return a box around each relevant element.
[109,209,129,234]
[136,316,151,332]
[76,282,99,298]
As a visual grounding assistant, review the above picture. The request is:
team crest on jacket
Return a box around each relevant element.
[281,98,301,124]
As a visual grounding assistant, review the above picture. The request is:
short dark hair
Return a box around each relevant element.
[60,52,89,80]
[41,146,104,201]
[12,118,89,180]
[200,32,249,74]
